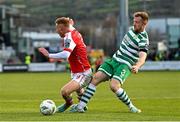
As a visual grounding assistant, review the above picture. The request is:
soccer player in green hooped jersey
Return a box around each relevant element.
[70,11,149,113]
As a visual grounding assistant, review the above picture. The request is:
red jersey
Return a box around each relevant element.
[63,30,91,73]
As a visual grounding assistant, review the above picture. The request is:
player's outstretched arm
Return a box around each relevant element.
[38,47,70,60]
[131,51,147,74]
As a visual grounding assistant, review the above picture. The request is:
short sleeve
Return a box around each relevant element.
[63,32,76,52]
[139,39,149,53]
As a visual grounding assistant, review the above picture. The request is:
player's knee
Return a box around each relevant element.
[76,88,84,95]
[91,75,101,86]
[61,88,70,96]
[110,83,120,93]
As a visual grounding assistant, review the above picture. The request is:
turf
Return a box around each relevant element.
[0,71,180,121]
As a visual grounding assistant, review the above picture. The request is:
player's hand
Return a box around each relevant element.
[49,58,57,63]
[38,48,49,57]
[131,65,139,74]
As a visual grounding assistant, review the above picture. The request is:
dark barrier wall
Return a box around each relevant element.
[3,64,28,72]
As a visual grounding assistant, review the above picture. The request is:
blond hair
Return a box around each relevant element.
[134,12,149,24]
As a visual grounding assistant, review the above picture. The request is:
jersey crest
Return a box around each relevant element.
[64,39,71,48]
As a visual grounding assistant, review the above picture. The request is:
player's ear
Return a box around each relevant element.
[143,20,148,26]
[69,19,74,26]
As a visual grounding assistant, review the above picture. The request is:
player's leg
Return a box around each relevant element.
[75,68,92,102]
[110,79,141,113]
[76,88,88,111]
[76,88,84,102]
[70,71,109,112]
[58,69,92,112]
[110,64,141,113]
[70,59,113,112]
[57,80,80,112]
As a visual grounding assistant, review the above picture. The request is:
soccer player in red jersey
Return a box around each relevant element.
[38,17,92,112]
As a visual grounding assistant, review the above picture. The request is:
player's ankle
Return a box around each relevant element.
[77,104,84,110]
[78,102,87,109]
[128,103,133,108]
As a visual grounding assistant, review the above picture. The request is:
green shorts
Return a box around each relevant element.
[98,58,131,84]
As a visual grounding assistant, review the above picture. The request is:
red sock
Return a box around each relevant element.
[63,95,73,106]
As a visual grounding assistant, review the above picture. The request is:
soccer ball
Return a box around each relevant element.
[40,99,56,115]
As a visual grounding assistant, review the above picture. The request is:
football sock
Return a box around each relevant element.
[63,95,73,106]
[78,83,96,109]
[77,93,83,102]
[116,88,133,108]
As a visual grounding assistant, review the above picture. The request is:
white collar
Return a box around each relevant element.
[69,25,75,31]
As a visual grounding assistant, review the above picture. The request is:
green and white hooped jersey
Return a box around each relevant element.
[113,28,149,68]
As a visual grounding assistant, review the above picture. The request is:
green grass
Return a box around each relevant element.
[0,71,180,121]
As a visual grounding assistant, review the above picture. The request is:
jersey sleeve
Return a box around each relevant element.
[139,39,149,53]
[63,32,76,52]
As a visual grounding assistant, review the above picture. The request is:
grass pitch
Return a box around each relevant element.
[0,71,180,121]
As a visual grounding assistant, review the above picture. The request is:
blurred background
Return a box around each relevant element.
[0,0,180,72]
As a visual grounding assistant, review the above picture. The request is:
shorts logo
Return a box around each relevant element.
[120,69,126,78]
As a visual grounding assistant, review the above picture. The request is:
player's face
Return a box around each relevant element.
[133,16,145,33]
[56,24,69,37]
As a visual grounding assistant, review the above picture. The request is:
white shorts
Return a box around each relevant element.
[71,69,92,88]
